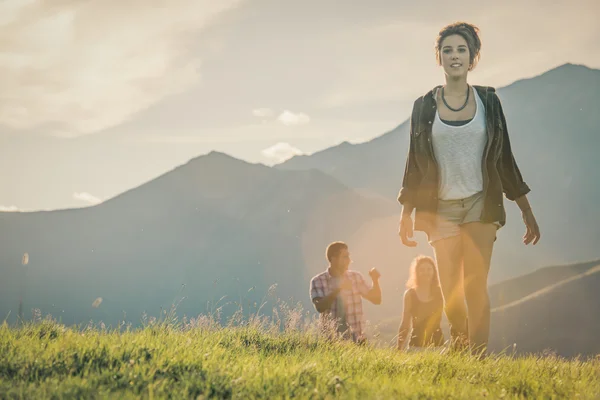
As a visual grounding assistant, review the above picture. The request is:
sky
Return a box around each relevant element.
[1,0,599,210]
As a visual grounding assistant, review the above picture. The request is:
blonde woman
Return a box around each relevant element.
[397,256,444,351]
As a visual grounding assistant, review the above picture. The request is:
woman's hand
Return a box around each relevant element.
[514,195,540,245]
[399,214,417,247]
[522,209,540,245]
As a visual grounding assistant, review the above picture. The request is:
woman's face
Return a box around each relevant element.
[440,34,470,78]
[417,261,435,284]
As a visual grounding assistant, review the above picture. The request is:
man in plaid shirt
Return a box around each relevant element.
[310,241,382,342]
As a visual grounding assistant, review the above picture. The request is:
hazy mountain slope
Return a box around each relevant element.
[0,152,400,327]
[279,63,600,281]
[489,263,600,357]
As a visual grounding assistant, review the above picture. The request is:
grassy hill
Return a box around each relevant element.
[1,317,599,399]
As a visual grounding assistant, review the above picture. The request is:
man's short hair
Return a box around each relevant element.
[326,241,348,262]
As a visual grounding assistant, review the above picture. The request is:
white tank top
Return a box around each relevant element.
[431,87,487,200]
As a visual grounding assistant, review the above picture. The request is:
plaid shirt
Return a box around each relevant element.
[310,269,371,340]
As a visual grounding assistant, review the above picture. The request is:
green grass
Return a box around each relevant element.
[1,317,599,399]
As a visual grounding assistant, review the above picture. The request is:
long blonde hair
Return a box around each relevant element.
[405,255,441,291]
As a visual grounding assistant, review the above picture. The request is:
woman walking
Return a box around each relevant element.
[397,22,540,354]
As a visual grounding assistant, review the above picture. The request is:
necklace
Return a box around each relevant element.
[442,85,470,112]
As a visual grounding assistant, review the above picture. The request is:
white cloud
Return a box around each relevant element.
[252,108,274,118]
[277,110,310,126]
[261,142,304,164]
[317,3,600,108]
[0,205,19,212]
[73,192,102,205]
[253,108,311,126]
[0,0,242,136]
[0,0,35,26]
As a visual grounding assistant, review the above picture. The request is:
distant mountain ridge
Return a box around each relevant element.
[489,261,600,357]
[489,259,600,309]
[278,63,600,282]
[0,151,399,327]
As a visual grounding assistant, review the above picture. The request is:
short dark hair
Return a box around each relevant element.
[326,241,348,262]
[435,22,482,71]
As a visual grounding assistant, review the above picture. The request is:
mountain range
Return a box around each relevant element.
[0,152,398,326]
[489,260,600,357]
[1,63,599,357]
[279,63,600,282]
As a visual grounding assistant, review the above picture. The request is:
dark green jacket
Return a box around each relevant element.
[397,85,530,235]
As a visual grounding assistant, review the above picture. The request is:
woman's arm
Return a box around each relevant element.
[397,290,413,351]
[515,194,541,245]
[514,194,532,213]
